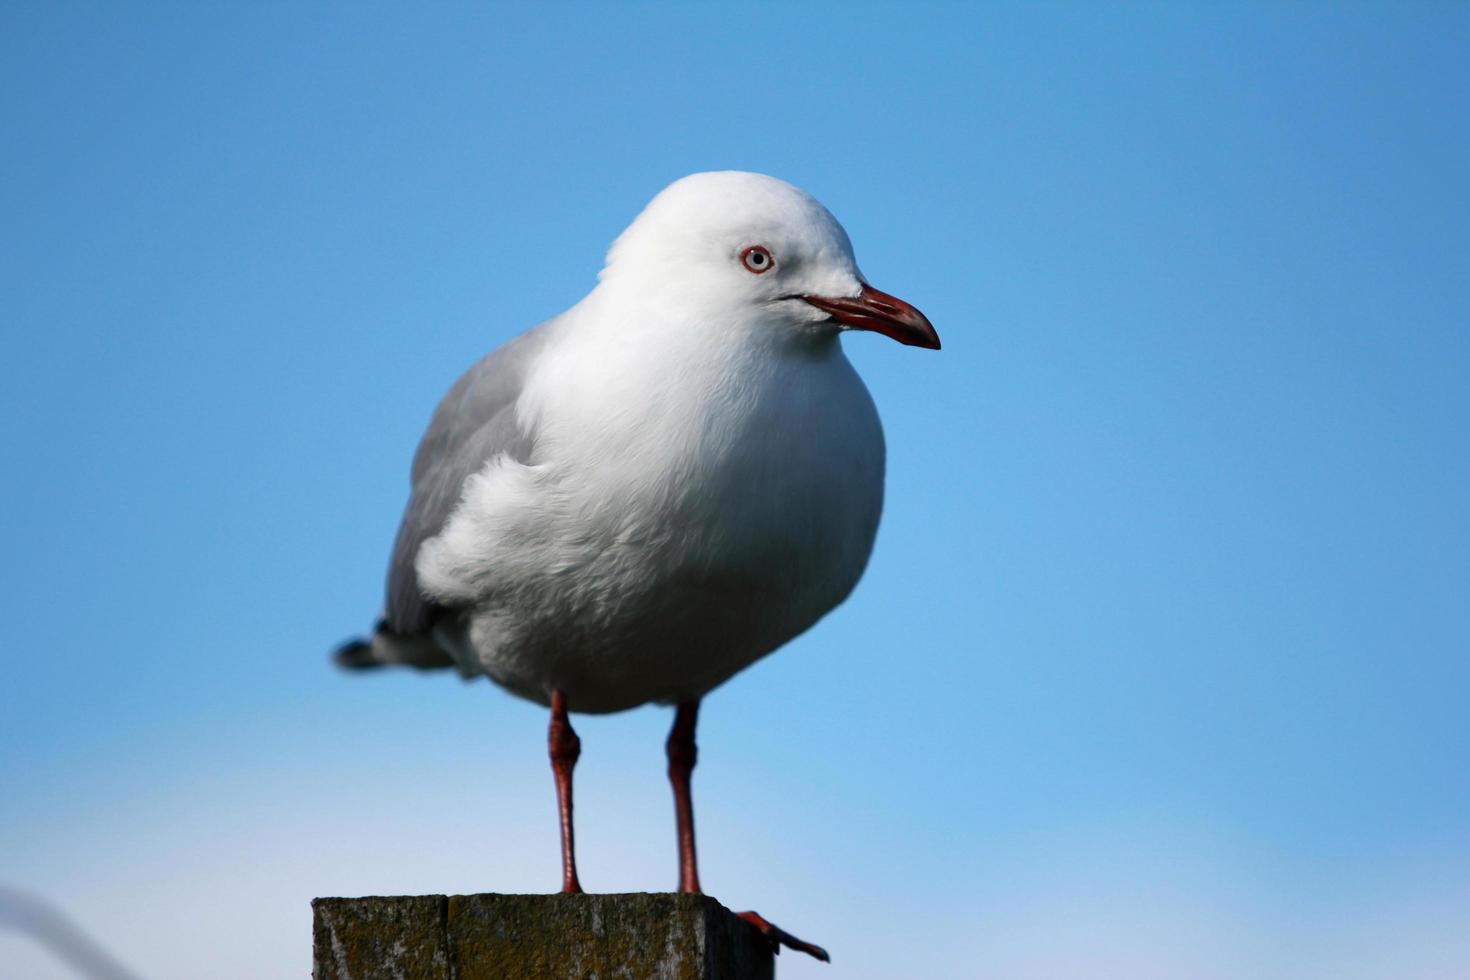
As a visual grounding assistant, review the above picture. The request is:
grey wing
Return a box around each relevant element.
[384,321,555,635]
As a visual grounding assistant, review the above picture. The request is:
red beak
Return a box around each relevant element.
[803,283,940,350]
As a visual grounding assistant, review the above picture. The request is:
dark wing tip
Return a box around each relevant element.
[332,637,383,670]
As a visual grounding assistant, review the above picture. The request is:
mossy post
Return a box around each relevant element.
[312,892,776,980]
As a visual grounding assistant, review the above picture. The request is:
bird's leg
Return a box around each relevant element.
[737,911,832,963]
[548,688,584,894]
[667,701,828,961]
[666,699,702,894]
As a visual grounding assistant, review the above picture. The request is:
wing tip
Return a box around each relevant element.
[332,637,384,670]
[332,619,458,672]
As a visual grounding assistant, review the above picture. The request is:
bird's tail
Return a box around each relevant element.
[332,619,456,671]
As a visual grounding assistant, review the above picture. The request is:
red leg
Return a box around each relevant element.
[548,689,584,894]
[667,701,829,962]
[738,911,831,963]
[666,700,702,893]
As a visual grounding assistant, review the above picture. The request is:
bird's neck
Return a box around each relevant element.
[575,282,842,365]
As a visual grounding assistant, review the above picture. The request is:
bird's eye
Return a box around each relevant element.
[740,245,775,274]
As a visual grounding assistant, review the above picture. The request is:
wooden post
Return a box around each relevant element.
[312,892,776,980]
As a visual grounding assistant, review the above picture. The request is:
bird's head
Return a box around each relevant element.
[598,171,939,351]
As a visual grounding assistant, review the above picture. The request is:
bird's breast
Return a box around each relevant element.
[426,331,888,710]
[531,333,886,611]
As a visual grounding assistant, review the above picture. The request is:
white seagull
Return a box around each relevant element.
[336,171,939,960]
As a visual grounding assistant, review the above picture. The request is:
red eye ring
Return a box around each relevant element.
[740,245,775,274]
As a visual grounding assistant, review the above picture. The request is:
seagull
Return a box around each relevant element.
[335,171,939,961]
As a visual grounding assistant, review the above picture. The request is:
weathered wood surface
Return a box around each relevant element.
[312,892,775,980]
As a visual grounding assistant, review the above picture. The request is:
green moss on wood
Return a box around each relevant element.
[312,892,773,980]
[313,895,449,980]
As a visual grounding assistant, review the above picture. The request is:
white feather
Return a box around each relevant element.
[415,172,887,713]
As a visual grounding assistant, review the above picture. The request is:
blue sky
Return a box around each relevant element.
[2,4,1467,978]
